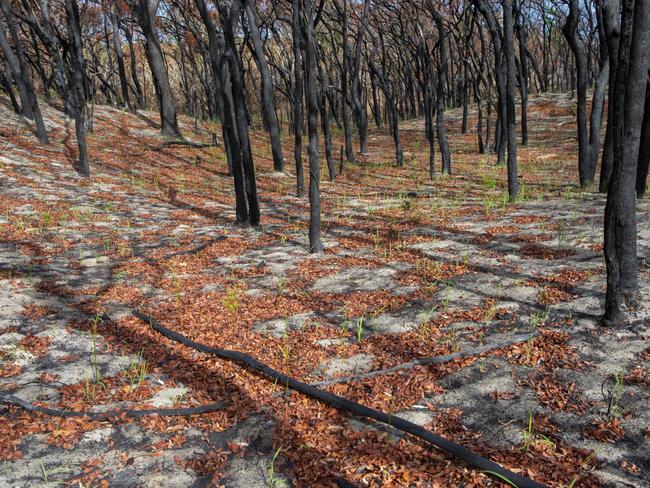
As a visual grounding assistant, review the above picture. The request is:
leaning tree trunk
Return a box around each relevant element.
[221,0,260,226]
[124,24,146,110]
[194,0,248,224]
[135,0,181,138]
[563,0,596,187]
[603,0,650,325]
[65,0,89,176]
[351,0,371,155]
[245,5,285,173]
[0,0,48,143]
[429,5,452,174]
[110,5,130,110]
[0,70,21,113]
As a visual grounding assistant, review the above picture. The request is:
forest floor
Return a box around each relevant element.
[0,93,648,488]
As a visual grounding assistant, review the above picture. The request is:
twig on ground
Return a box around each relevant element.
[310,331,538,387]
[0,393,226,420]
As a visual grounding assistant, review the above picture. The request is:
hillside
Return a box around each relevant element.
[0,94,648,487]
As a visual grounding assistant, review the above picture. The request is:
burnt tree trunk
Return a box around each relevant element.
[600,0,622,192]
[563,0,596,186]
[292,0,305,197]
[503,0,519,200]
[603,0,650,325]
[65,0,89,175]
[0,0,48,143]
[429,5,452,174]
[245,5,285,172]
[304,0,324,253]
[134,0,181,138]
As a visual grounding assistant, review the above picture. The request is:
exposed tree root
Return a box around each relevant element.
[154,139,220,150]
[133,310,548,488]
[0,393,226,420]
[310,331,538,387]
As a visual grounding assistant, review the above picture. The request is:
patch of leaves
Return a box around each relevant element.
[584,418,625,443]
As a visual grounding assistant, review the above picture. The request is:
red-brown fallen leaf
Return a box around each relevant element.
[39,372,59,383]
[19,334,52,356]
[620,460,640,475]
[584,418,626,443]
[226,440,247,455]
[0,363,22,378]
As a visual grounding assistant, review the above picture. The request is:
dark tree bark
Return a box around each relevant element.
[133,0,181,138]
[317,60,336,181]
[245,5,285,172]
[418,27,436,179]
[600,0,622,192]
[0,0,48,143]
[0,69,21,113]
[304,0,324,253]
[514,0,529,146]
[368,53,403,167]
[64,0,89,175]
[474,0,507,166]
[123,23,145,110]
[636,79,650,197]
[194,0,247,223]
[219,0,260,225]
[109,4,130,110]
[334,0,355,164]
[563,0,597,186]
[292,0,305,197]
[603,0,650,325]
[351,0,370,155]
[429,5,452,174]
[503,0,519,200]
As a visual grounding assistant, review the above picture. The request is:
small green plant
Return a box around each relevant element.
[522,411,535,451]
[522,411,555,452]
[480,470,518,487]
[556,223,567,249]
[563,478,579,488]
[442,284,453,309]
[607,372,625,417]
[118,241,133,258]
[125,350,148,391]
[530,306,550,328]
[276,276,286,296]
[222,285,242,313]
[278,343,291,367]
[446,331,458,352]
[90,314,103,385]
[356,316,365,344]
[39,460,48,482]
[101,236,112,251]
[83,374,97,402]
[478,360,487,373]
[481,174,498,190]
[268,446,283,488]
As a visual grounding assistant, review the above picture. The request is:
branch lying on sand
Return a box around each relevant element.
[155,139,220,150]
[133,310,548,488]
[0,393,226,420]
[310,331,538,387]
